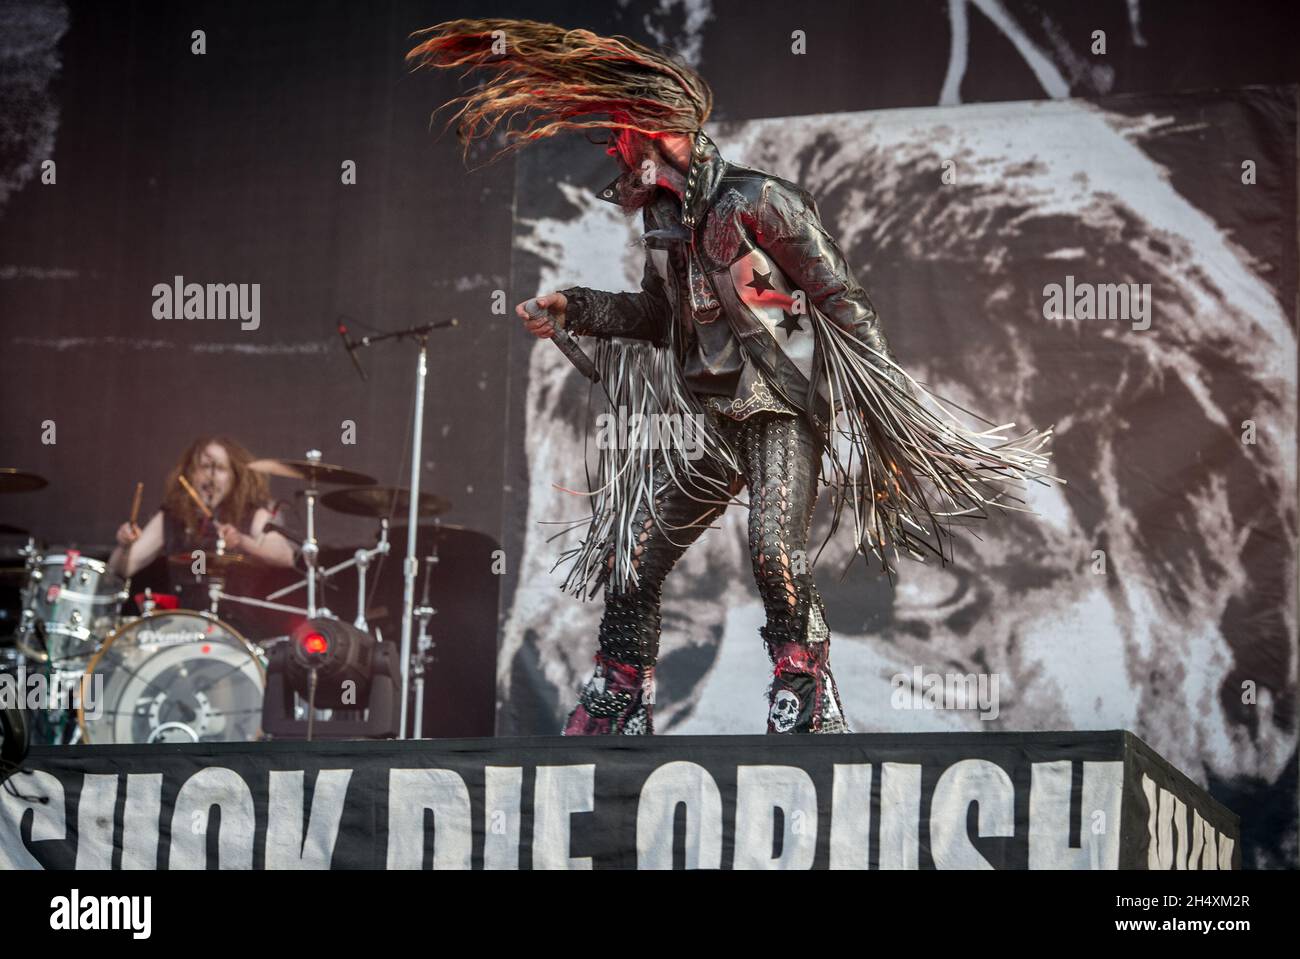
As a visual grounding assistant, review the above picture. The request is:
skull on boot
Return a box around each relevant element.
[763,625,851,734]
[770,688,800,732]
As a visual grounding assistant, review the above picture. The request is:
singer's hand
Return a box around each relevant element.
[115,522,141,547]
[516,292,567,339]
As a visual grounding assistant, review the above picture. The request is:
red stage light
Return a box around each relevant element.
[302,632,329,655]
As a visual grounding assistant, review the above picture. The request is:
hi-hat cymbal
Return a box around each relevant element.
[248,458,377,487]
[320,486,452,519]
[0,469,48,494]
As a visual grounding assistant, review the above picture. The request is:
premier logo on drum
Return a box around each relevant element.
[0,667,104,721]
[135,629,211,646]
[150,274,260,331]
[49,890,151,939]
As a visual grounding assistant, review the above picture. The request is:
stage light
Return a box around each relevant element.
[261,617,400,740]
[301,631,328,656]
[286,618,374,708]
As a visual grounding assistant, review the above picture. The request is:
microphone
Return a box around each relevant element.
[524,298,600,383]
[337,324,368,382]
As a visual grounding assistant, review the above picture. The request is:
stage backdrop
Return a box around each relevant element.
[499,86,1298,871]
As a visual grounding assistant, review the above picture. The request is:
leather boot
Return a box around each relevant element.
[762,623,851,734]
[562,653,655,735]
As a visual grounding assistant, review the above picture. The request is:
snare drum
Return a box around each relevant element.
[77,610,266,744]
[16,550,125,664]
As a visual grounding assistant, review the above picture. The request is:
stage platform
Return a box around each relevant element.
[2,730,1239,869]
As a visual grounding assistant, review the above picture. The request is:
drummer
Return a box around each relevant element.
[109,436,296,579]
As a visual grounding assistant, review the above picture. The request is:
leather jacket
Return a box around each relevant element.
[553,130,1056,587]
[560,129,904,434]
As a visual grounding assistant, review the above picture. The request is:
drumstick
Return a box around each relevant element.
[128,481,143,528]
[177,475,213,519]
[121,480,146,615]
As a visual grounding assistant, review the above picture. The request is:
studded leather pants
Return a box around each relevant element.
[563,409,850,735]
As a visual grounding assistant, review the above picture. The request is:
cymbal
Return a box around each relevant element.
[248,458,377,487]
[320,486,452,519]
[0,469,48,494]
[0,523,29,536]
[166,551,263,575]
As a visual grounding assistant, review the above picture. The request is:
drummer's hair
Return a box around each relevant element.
[162,436,270,533]
[405,17,712,168]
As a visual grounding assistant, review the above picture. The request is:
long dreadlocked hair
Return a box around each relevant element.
[405,18,712,166]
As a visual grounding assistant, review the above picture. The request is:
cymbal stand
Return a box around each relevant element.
[206,576,225,617]
[300,450,323,618]
[353,519,390,631]
[251,522,389,622]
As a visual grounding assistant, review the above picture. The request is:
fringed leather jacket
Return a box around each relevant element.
[554,129,1056,592]
[560,129,905,435]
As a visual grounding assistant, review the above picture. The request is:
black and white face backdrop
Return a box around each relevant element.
[501,89,1297,867]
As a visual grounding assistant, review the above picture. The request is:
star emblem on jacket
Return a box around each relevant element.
[746,268,775,296]
[777,310,804,338]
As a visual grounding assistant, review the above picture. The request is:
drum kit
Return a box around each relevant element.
[0,453,460,748]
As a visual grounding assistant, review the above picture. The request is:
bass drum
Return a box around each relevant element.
[78,610,266,745]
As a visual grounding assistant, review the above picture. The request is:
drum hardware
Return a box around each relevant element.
[338,316,458,739]
[301,466,320,618]
[0,648,30,771]
[249,458,380,487]
[9,655,90,746]
[234,514,393,631]
[320,486,452,520]
[205,575,224,618]
[166,550,260,578]
[0,704,28,772]
[250,451,378,619]
[248,456,379,488]
[0,469,48,494]
[409,535,441,740]
[134,588,180,614]
[138,587,157,615]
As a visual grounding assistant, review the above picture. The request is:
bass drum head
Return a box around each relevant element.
[78,611,266,745]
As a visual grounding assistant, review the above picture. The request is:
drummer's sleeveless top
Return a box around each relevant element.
[161,502,260,606]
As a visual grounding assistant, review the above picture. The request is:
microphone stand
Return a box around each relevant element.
[339,318,457,739]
